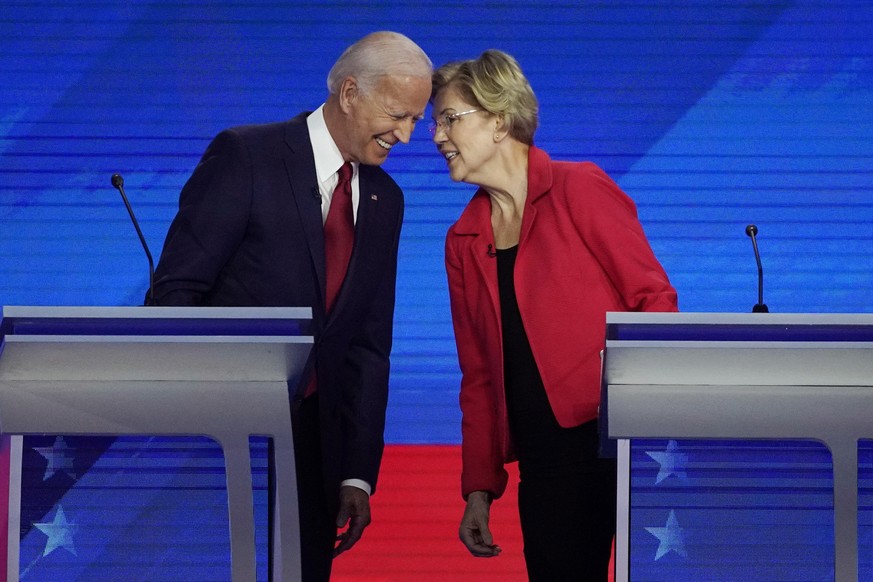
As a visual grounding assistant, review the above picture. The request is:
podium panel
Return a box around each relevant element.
[602,312,873,582]
[0,306,312,582]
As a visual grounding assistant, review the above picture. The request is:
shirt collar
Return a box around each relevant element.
[306,104,356,182]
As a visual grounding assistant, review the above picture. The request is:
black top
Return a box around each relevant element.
[496,245,602,476]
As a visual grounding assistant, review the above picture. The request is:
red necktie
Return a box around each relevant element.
[304,162,354,398]
[324,161,354,312]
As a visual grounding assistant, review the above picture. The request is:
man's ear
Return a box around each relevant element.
[339,77,360,113]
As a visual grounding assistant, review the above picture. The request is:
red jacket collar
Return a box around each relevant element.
[451,145,553,235]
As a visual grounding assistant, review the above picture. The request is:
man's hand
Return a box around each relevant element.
[333,485,371,557]
[459,490,502,557]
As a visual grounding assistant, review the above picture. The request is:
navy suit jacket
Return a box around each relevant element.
[150,113,403,503]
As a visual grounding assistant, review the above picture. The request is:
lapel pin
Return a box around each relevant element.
[370,194,378,201]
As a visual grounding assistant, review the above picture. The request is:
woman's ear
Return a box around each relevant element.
[494,114,508,142]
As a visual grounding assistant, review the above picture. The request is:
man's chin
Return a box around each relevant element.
[363,146,391,165]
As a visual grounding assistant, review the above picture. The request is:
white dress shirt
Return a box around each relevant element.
[307,105,360,225]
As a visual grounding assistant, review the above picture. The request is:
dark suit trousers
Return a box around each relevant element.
[293,395,335,582]
[517,455,617,581]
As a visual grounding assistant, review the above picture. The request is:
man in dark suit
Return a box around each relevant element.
[148,31,432,581]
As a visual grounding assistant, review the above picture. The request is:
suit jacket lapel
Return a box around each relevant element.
[283,114,327,312]
[454,191,501,329]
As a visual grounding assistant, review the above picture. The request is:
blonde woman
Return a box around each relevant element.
[431,50,678,580]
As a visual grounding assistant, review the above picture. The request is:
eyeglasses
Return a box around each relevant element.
[428,109,480,136]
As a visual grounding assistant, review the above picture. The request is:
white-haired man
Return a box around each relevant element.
[150,31,432,581]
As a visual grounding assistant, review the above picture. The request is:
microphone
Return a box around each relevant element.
[745,224,769,313]
[111,174,156,306]
[311,186,322,201]
[486,244,496,258]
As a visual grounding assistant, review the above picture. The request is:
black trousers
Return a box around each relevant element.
[292,395,335,582]
[517,455,616,581]
[508,409,616,582]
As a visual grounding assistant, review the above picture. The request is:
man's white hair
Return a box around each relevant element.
[327,31,432,96]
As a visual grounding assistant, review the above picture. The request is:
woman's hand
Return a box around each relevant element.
[459,491,502,557]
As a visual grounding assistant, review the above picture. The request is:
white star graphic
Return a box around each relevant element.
[645,439,688,484]
[645,509,687,560]
[34,506,79,557]
[34,436,77,481]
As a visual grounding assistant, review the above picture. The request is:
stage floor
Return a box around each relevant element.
[332,445,526,581]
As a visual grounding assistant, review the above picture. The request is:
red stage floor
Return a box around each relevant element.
[331,445,527,581]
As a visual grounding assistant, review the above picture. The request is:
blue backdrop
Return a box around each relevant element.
[2,1,871,443]
[1,2,872,580]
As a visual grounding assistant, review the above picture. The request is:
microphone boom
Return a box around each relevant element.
[745,224,768,313]
[112,173,157,306]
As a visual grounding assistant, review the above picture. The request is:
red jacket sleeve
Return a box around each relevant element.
[446,230,510,500]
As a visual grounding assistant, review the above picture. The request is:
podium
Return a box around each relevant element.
[0,306,312,581]
[602,312,873,582]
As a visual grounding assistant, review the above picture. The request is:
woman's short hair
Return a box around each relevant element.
[327,31,432,96]
[432,49,539,145]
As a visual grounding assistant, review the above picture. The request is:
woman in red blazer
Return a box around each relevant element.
[431,50,678,581]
